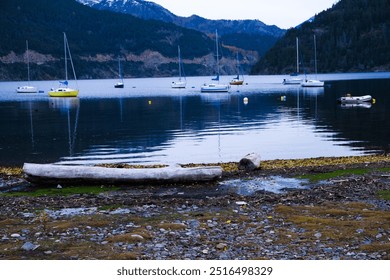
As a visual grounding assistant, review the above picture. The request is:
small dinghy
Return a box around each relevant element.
[337,94,373,104]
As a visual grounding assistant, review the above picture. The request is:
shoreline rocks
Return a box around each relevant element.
[0,156,389,260]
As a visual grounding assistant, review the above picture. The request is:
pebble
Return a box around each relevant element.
[130,234,144,241]
[235,201,248,206]
[21,242,40,251]
[0,169,389,260]
[216,243,228,250]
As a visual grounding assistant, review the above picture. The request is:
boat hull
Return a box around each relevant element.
[48,88,79,97]
[201,83,230,93]
[301,79,324,87]
[337,95,372,104]
[283,78,303,85]
[114,83,124,88]
[16,86,38,93]
[171,81,186,88]
[230,80,244,85]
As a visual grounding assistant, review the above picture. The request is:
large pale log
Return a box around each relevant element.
[238,153,261,171]
[23,163,223,186]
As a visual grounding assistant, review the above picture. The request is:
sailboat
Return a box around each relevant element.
[114,56,124,88]
[171,46,186,88]
[16,40,38,93]
[302,35,324,87]
[230,52,244,85]
[48,33,79,97]
[283,37,303,85]
[201,30,230,93]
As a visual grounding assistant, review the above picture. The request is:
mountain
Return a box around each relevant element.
[251,0,390,74]
[0,0,258,81]
[76,0,285,57]
[78,0,177,22]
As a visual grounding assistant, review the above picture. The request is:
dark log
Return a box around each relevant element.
[238,153,261,171]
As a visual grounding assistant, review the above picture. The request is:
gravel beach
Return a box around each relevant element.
[0,155,389,260]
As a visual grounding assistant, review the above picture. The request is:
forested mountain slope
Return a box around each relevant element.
[251,0,390,74]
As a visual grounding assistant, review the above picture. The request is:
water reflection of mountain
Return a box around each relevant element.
[0,78,389,166]
[308,79,390,152]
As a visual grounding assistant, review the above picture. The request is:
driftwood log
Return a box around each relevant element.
[23,163,223,186]
[238,153,261,171]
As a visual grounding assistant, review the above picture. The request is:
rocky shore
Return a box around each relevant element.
[0,155,389,260]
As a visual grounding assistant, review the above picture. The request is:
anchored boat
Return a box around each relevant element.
[48,33,79,97]
[201,30,230,93]
[16,40,38,93]
[230,52,244,86]
[337,94,373,104]
[301,35,324,88]
[114,56,124,88]
[283,37,303,85]
[171,46,187,89]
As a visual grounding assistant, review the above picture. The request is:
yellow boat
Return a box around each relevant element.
[229,52,244,86]
[229,77,244,85]
[48,87,79,97]
[49,33,79,98]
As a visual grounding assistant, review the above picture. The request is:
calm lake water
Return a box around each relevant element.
[0,73,389,167]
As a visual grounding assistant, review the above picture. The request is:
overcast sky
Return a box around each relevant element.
[151,0,338,29]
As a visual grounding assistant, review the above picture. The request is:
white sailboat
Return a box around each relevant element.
[171,46,186,88]
[302,35,324,87]
[48,33,79,97]
[201,30,230,93]
[114,56,124,88]
[283,37,303,85]
[16,40,38,93]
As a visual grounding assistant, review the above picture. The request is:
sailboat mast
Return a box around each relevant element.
[296,37,299,74]
[314,34,318,78]
[64,33,68,81]
[66,34,78,85]
[215,30,220,80]
[178,46,182,81]
[118,56,122,81]
[26,40,31,84]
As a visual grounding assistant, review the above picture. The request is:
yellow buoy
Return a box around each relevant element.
[148,100,152,105]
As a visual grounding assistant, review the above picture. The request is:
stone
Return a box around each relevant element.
[216,243,228,250]
[376,233,383,239]
[235,201,248,206]
[21,242,40,251]
[131,234,144,241]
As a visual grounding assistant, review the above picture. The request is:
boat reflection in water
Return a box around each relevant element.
[340,103,372,109]
[49,97,80,157]
[0,75,389,167]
